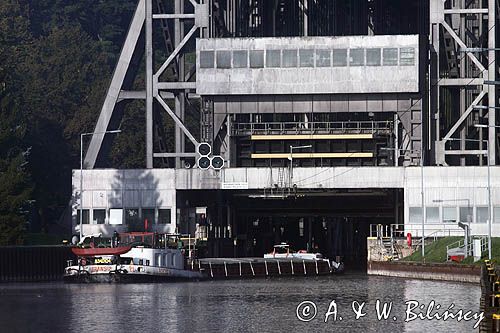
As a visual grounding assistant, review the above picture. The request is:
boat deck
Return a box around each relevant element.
[187,257,335,278]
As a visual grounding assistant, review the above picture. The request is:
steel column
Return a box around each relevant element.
[488,0,496,165]
[146,0,154,168]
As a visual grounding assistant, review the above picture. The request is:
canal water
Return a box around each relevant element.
[0,273,480,332]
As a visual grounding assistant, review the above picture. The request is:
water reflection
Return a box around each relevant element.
[0,274,480,332]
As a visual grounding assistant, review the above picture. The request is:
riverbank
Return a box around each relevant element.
[367,261,481,283]
[404,237,500,264]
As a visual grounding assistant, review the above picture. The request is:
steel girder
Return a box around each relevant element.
[431,0,497,166]
[84,0,207,169]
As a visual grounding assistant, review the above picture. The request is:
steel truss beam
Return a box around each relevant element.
[84,0,207,169]
[431,0,496,166]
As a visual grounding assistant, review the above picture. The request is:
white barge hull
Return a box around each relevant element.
[64,264,205,282]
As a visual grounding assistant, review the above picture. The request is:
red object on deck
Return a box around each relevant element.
[407,233,412,247]
[450,255,465,263]
[71,246,132,257]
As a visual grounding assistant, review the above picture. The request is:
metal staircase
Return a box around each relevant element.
[446,236,489,262]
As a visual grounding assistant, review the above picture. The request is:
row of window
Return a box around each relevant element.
[409,206,500,224]
[199,47,416,69]
[155,253,179,268]
[76,208,171,225]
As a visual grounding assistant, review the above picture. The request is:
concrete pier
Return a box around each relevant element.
[367,261,480,283]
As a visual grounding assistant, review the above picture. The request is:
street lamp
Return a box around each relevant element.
[473,125,496,260]
[79,129,122,240]
[380,147,425,257]
[288,145,312,189]
[448,136,491,260]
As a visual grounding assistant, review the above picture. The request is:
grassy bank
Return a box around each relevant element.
[403,237,500,265]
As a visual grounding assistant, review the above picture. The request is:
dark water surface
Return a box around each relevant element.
[0,273,480,332]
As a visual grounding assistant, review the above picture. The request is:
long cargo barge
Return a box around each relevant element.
[186,257,339,279]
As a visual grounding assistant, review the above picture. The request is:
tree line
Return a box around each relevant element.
[0,0,158,244]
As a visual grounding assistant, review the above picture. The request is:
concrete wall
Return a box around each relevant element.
[73,166,500,237]
[404,167,500,237]
[367,261,480,283]
[196,35,419,95]
[72,169,177,236]
[212,93,417,115]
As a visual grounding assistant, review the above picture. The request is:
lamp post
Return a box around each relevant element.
[448,136,491,260]
[288,145,312,189]
[380,147,425,257]
[474,124,499,260]
[79,130,121,240]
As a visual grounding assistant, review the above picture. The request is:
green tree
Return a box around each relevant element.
[0,0,34,244]
[21,24,110,230]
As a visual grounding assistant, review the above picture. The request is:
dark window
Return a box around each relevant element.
[125,208,139,225]
[459,206,473,223]
[142,208,155,225]
[366,48,381,66]
[316,49,331,67]
[200,51,214,68]
[476,207,488,224]
[383,48,398,66]
[332,49,347,66]
[249,50,264,68]
[442,207,457,223]
[216,51,231,68]
[93,209,106,224]
[425,207,439,224]
[349,49,364,66]
[233,50,248,68]
[76,209,90,224]
[299,49,314,67]
[266,50,281,67]
[408,207,422,224]
[158,209,172,224]
[282,49,298,67]
[400,48,415,66]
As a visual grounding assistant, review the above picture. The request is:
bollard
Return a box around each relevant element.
[493,313,500,332]
[490,294,500,307]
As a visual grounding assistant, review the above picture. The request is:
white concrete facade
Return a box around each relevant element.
[72,166,500,237]
[72,169,177,236]
[196,35,419,95]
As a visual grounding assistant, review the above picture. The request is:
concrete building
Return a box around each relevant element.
[73,0,499,264]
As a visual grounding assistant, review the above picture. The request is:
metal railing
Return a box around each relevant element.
[369,223,465,239]
[446,236,489,259]
[231,120,393,136]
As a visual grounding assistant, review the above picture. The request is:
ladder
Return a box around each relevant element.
[201,99,214,145]
[156,0,178,79]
